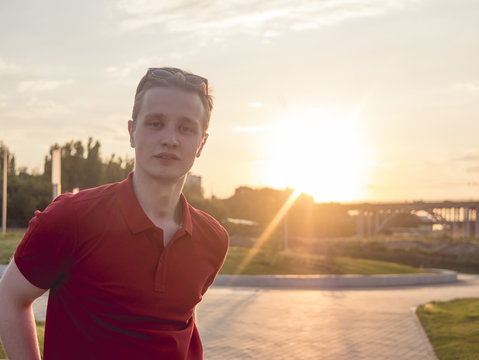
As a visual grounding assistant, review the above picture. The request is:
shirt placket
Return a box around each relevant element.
[154,228,186,292]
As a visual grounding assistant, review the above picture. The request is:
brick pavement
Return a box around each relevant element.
[24,274,479,359]
[197,274,479,359]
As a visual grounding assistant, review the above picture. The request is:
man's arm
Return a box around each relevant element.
[0,259,47,360]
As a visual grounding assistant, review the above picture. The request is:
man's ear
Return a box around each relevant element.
[196,132,209,158]
[128,120,135,148]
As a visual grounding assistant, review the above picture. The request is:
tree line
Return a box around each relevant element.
[1,138,133,227]
[1,138,422,237]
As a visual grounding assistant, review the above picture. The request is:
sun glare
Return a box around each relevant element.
[260,107,369,202]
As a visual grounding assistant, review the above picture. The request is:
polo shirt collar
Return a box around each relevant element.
[117,172,193,236]
[179,193,193,236]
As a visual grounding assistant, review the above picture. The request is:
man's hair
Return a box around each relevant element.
[131,67,213,132]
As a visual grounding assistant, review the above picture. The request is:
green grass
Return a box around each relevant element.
[220,246,426,275]
[0,321,44,358]
[0,233,425,275]
[332,256,427,275]
[417,298,479,360]
[0,232,23,264]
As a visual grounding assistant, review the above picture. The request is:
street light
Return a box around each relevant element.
[52,147,61,200]
[2,147,7,234]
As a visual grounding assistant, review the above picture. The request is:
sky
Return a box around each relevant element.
[1,0,479,203]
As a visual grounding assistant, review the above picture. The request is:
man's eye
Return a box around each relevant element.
[180,125,193,133]
[149,121,161,128]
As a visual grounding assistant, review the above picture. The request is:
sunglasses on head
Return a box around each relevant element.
[137,68,208,96]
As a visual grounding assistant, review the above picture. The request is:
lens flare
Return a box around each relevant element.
[234,190,299,275]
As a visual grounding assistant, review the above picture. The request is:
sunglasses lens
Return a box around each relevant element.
[185,75,208,94]
[150,69,174,79]
[146,68,208,95]
[184,74,204,85]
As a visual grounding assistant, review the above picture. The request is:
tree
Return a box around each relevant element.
[103,154,134,184]
[186,195,230,224]
[0,142,16,176]
[84,137,102,189]
[6,172,50,227]
[222,185,356,238]
[225,186,292,226]
[43,138,133,192]
[1,138,135,227]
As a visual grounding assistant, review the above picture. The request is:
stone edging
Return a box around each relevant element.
[412,306,440,359]
[0,265,6,277]
[0,265,457,290]
[212,269,458,289]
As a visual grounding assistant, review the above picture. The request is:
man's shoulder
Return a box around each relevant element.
[31,180,125,226]
[71,180,125,205]
[188,205,229,241]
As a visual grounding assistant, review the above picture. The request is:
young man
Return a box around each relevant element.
[0,67,229,359]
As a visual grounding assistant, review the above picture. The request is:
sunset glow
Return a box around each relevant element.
[260,108,369,202]
[1,1,479,202]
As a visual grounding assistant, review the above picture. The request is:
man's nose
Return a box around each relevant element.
[161,125,179,147]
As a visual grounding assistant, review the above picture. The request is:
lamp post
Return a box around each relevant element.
[52,147,61,201]
[283,213,288,251]
[2,147,7,234]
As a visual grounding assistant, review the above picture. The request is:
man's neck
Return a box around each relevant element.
[131,171,185,226]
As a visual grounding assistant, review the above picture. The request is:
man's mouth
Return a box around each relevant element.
[155,153,180,160]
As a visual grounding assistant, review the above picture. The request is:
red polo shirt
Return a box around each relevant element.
[14,173,229,360]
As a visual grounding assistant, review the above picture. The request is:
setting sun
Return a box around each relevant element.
[260,107,369,202]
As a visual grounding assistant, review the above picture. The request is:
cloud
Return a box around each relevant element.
[0,93,8,108]
[467,166,479,174]
[234,125,272,132]
[451,153,479,163]
[92,113,129,137]
[115,0,419,35]
[0,57,22,75]
[264,31,280,38]
[435,152,479,174]
[105,56,165,78]
[17,79,73,93]
[27,96,70,112]
[453,82,479,93]
[369,161,393,168]
[6,96,70,119]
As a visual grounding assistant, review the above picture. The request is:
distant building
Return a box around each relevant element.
[185,173,203,198]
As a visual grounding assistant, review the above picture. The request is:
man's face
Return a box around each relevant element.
[128,86,208,183]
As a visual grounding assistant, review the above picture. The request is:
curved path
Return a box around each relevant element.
[197,274,479,359]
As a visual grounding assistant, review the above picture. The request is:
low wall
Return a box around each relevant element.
[0,265,458,290]
[212,269,458,289]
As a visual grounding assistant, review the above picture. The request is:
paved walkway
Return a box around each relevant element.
[27,274,479,359]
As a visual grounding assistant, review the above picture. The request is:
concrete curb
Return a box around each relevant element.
[412,306,439,360]
[212,269,458,289]
[0,265,457,290]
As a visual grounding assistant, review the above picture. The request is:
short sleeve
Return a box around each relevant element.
[201,227,229,295]
[14,194,77,289]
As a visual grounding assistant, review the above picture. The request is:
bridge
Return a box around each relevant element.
[341,201,479,238]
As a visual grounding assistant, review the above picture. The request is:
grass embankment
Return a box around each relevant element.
[0,232,23,264]
[0,232,425,275]
[286,235,479,274]
[417,298,479,360]
[220,246,425,275]
[0,321,44,358]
